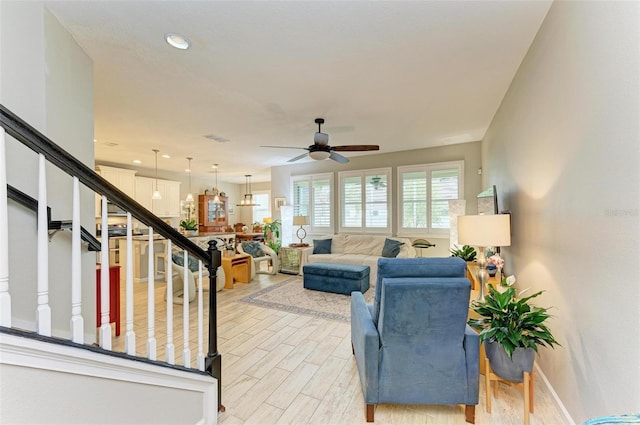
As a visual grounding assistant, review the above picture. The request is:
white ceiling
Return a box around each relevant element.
[44,0,551,183]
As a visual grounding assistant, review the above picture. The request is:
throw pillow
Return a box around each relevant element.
[382,238,404,258]
[313,239,332,254]
[242,241,264,258]
[171,251,200,272]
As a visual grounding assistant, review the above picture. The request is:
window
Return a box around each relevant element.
[339,168,391,234]
[398,161,463,236]
[252,192,271,224]
[292,173,333,233]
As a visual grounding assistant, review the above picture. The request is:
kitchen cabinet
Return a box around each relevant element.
[135,176,181,217]
[96,165,137,217]
[198,195,228,232]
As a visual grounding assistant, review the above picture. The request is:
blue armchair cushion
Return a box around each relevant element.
[241,241,264,258]
[381,238,404,258]
[172,252,199,272]
[313,238,332,254]
[372,257,467,326]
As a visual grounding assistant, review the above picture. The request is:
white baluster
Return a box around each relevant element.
[70,177,83,343]
[165,239,175,364]
[99,196,111,349]
[36,154,51,336]
[124,213,136,355]
[182,250,191,367]
[197,260,205,371]
[0,128,11,327]
[146,227,156,360]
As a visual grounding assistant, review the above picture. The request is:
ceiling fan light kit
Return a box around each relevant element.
[309,150,331,160]
[261,117,379,164]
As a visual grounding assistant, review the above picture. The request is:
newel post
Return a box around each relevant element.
[205,239,224,412]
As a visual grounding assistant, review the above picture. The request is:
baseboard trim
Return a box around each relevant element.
[534,362,576,425]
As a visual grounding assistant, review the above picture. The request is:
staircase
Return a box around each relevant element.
[0,104,222,424]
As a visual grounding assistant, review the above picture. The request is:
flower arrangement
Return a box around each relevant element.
[487,254,504,271]
[180,202,198,231]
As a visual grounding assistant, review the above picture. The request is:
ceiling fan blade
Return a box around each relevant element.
[332,145,380,152]
[261,145,308,150]
[288,152,309,163]
[329,151,349,164]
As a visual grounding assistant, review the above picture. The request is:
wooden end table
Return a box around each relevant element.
[221,253,252,289]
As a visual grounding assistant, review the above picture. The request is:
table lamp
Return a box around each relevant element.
[293,216,309,245]
[457,214,511,302]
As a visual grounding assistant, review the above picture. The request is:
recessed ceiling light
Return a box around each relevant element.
[211,164,218,169]
[133,159,142,164]
[93,138,97,143]
[165,32,190,50]
[161,154,171,159]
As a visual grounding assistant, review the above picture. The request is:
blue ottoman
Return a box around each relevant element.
[303,262,370,295]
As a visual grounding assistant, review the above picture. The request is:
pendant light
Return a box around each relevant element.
[237,174,259,207]
[212,163,221,204]
[185,157,194,202]
[151,149,162,200]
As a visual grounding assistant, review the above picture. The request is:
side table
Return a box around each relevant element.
[221,253,251,289]
[279,246,305,275]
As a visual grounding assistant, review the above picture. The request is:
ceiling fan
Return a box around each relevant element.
[262,118,379,163]
[370,176,387,190]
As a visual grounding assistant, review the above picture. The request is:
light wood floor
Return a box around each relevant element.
[112,271,569,425]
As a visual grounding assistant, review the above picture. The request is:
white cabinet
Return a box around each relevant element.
[134,176,154,212]
[135,176,181,217]
[96,165,137,216]
[96,165,136,198]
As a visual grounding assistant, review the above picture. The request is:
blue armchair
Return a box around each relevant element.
[350,257,479,423]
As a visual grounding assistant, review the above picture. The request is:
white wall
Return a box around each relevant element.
[482,1,639,422]
[270,142,483,257]
[1,2,95,341]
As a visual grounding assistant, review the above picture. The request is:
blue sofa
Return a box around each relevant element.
[350,257,479,423]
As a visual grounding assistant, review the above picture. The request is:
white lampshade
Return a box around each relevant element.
[309,150,331,161]
[185,193,194,202]
[457,214,511,247]
[152,190,162,200]
[293,216,309,226]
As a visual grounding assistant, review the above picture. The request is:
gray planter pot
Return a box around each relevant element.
[485,341,535,383]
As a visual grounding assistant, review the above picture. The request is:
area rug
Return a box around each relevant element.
[238,276,375,322]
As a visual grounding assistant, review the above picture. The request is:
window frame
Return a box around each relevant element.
[397,160,464,237]
[251,190,271,224]
[291,172,334,234]
[338,167,392,235]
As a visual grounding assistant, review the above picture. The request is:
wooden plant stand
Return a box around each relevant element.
[484,357,534,425]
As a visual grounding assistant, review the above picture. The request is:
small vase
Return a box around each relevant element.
[486,264,497,277]
[485,341,535,383]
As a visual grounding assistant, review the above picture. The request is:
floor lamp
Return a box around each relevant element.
[457,214,511,302]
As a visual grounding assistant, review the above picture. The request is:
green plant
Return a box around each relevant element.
[179,218,198,231]
[468,277,560,359]
[450,244,477,261]
[262,219,281,253]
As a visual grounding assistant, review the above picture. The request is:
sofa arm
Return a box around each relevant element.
[299,246,314,274]
[463,324,480,403]
[350,292,380,403]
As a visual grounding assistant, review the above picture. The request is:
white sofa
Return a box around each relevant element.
[303,234,416,285]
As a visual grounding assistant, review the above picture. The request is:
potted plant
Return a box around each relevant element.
[262,219,281,253]
[450,244,477,262]
[468,276,560,382]
[179,218,198,236]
